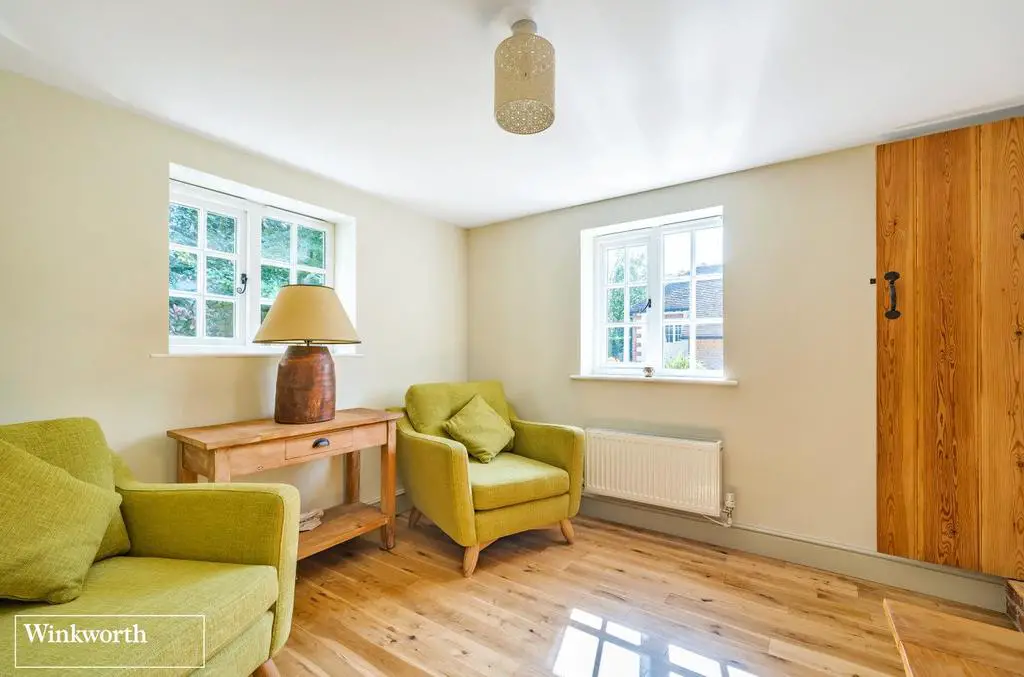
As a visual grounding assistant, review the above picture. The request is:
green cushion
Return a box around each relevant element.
[0,556,278,670]
[0,418,130,561]
[406,381,512,439]
[475,494,571,544]
[0,440,121,604]
[467,452,570,510]
[444,394,514,463]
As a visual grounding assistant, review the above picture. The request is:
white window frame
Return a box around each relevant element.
[252,204,336,334]
[168,181,337,354]
[581,207,725,378]
[593,228,653,374]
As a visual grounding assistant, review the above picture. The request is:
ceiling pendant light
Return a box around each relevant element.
[494,18,555,135]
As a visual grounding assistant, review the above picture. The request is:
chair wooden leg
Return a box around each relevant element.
[463,545,481,577]
[560,519,575,545]
[252,658,280,677]
[408,507,422,528]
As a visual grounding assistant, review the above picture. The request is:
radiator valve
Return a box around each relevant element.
[705,492,735,528]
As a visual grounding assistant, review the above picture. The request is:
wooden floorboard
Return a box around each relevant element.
[282,514,1011,676]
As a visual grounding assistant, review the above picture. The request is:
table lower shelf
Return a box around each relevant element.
[297,502,390,560]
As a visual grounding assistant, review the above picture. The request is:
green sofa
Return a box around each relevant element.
[397,381,585,576]
[0,418,299,676]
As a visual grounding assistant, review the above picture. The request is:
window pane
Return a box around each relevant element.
[628,286,648,321]
[663,280,690,319]
[553,626,599,677]
[205,300,234,338]
[206,212,236,253]
[695,278,723,318]
[169,251,198,292]
[597,642,641,677]
[696,323,724,371]
[569,609,602,630]
[297,226,325,268]
[298,271,325,286]
[628,246,647,283]
[606,327,624,362]
[169,203,199,247]
[607,248,625,284]
[168,297,197,337]
[261,218,292,263]
[260,304,272,324]
[261,264,290,299]
[727,667,758,677]
[669,645,721,677]
[606,618,638,643]
[627,326,644,363]
[606,288,624,322]
[206,256,235,296]
[694,226,723,272]
[663,232,692,277]
[606,621,642,646]
[663,324,691,369]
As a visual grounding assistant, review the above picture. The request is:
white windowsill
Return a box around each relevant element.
[570,374,738,386]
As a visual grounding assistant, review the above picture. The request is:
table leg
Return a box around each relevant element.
[379,420,397,550]
[177,442,198,483]
[344,451,360,504]
[210,450,231,483]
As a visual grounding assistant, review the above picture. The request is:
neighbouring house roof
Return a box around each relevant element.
[630,263,723,317]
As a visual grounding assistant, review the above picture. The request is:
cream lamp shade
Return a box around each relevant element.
[254,284,360,345]
[494,18,555,135]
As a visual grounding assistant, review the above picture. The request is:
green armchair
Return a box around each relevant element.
[396,381,584,576]
[0,418,298,676]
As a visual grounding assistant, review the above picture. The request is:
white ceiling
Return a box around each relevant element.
[2,0,1024,227]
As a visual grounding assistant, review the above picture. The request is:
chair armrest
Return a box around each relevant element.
[512,419,585,516]
[395,416,477,546]
[116,479,299,655]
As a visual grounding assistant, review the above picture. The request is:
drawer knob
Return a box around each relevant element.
[313,438,331,449]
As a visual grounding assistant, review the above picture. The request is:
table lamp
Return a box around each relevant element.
[254,284,360,424]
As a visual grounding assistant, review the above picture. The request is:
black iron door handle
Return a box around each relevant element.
[884,271,901,320]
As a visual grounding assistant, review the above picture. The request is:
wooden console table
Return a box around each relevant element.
[167,408,402,558]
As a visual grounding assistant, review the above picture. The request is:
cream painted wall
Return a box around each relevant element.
[0,71,467,509]
[468,147,878,551]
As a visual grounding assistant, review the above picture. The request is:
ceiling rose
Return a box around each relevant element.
[494,19,555,135]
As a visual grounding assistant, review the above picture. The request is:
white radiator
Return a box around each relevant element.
[584,428,723,516]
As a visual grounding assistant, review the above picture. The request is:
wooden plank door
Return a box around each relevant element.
[980,117,1024,578]
[914,126,981,571]
[877,139,918,558]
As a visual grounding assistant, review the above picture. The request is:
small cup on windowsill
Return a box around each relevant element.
[643,366,655,378]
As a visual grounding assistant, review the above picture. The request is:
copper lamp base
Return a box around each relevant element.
[274,345,335,424]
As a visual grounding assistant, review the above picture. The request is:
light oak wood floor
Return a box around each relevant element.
[278,515,1012,677]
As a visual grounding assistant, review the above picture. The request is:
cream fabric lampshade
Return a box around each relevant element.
[254,285,360,345]
[494,19,555,135]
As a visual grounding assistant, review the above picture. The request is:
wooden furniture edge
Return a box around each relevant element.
[167,408,402,450]
[297,503,390,559]
[884,598,1024,675]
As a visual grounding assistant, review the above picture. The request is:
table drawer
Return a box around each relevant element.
[229,440,286,475]
[352,422,387,448]
[285,429,354,459]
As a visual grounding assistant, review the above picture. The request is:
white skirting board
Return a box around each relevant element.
[580,495,1006,612]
